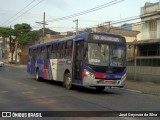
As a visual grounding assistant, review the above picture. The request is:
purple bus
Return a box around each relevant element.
[27,32,126,91]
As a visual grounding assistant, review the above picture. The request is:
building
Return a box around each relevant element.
[0,37,5,58]
[127,2,160,82]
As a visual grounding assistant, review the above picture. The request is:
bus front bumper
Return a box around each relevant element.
[83,76,126,88]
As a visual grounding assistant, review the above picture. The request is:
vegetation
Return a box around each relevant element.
[83,28,93,33]
[38,28,60,36]
[0,23,59,63]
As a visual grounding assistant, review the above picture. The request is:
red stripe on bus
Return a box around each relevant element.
[44,69,47,79]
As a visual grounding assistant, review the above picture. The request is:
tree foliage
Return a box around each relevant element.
[17,31,40,44]
[0,27,13,38]
[83,28,93,33]
[38,28,60,36]
[14,23,40,44]
[14,23,32,34]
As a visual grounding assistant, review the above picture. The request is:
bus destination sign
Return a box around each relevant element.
[92,34,120,42]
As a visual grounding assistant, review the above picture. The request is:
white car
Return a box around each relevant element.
[0,61,5,67]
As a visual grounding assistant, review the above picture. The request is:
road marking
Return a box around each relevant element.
[17,82,38,90]
[32,87,38,90]
[120,88,142,93]
[0,91,8,94]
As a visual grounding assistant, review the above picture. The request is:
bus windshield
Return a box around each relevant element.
[85,43,125,67]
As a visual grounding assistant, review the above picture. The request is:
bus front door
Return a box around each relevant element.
[73,40,84,82]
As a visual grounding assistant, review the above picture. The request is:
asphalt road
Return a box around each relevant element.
[0,66,160,120]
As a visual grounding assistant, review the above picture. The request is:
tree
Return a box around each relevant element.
[14,23,40,63]
[0,23,60,63]
[0,27,13,38]
[83,28,93,33]
[14,23,32,34]
[38,28,60,36]
[0,23,40,63]
[0,27,16,62]
[16,31,40,44]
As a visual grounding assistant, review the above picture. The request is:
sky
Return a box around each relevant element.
[0,0,159,32]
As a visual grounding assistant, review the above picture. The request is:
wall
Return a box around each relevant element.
[127,66,160,83]
[141,22,150,40]
[157,19,160,39]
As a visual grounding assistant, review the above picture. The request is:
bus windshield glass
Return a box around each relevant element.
[85,43,125,67]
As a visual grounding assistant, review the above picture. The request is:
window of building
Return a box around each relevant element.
[149,20,157,39]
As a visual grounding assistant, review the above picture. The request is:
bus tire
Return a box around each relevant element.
[96,86,105,92]
[64,73,73,90]
[36,68,41,81]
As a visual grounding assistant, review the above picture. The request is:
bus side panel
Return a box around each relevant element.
[36,59,44,78]
[45,59,53,80]
[27,57,31,74]
[50,59,72,82]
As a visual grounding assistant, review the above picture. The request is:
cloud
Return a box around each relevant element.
[44,0,69,10]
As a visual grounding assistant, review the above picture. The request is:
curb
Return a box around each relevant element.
[6,64,27,68]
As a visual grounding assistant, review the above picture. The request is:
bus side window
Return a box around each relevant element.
[65,40,73,59]
[32,49,36,60]
[59,42,64,59]
[46,45,51,59]
[37,47,42,59]
[51,44,57,59]
[41,47,45,59]
[77,41,84,61]
[29,48,32,58]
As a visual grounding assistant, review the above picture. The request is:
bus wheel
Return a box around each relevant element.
[64,73,72,90]
[36,69,41,81]
[96,86,105,92]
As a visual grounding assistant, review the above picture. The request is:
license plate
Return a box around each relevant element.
[104,80,113,84]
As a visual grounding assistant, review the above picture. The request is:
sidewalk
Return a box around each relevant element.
[6,64,27,68]
[124,80,160,96]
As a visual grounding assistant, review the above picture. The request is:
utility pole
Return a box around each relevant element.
[108,22,110,32]
[9,25,14,63]
[73,19,78,35]
[36,12,48,43]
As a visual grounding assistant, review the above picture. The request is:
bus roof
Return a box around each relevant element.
[29,39,59,49]
[29,32,125,49]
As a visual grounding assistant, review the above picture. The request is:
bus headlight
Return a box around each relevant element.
[83,69,95,78]
[121,73,126,80]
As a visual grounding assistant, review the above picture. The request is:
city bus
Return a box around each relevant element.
[27,32,126,91]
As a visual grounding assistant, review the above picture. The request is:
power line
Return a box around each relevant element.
[1,0,36,26]
[47,0,125,22]
[109,22,141,32]
[80,15,140,31]
[111,15,139,23]
[32,14,140,32]
[2,0,44,27]
[111,16,140,25]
